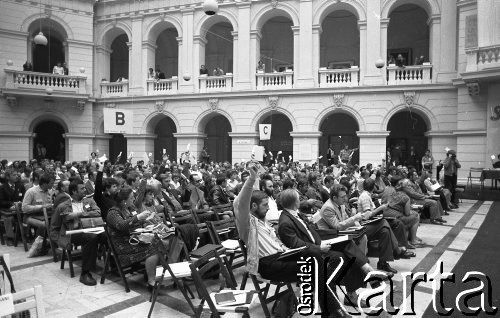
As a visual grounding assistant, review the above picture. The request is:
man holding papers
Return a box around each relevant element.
[50,179,103,286]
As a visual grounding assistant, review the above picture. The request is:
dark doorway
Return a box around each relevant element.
[319,113,360,165]
[110,34,129,82]
[32,34,65,73]
[387,111,428,169]
[33,121,65,162]
[259,113,293,162]
[154,117,177,162]
[205,115,232,163]
[109,134,127,164]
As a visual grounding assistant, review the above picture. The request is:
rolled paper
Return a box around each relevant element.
[163,149,166,154]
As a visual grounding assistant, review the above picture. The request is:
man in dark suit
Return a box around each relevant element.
[0,170,25,210]
[278,188,392,309]
[94,163,119,220]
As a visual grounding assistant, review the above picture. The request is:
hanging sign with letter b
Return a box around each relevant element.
[103,108,134,134]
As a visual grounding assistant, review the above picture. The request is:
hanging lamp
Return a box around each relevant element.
[34,0,47,45]
[203,0,219,16]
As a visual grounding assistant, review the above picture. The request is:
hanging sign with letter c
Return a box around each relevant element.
[259,124,272,141]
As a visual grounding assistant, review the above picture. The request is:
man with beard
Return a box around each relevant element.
[94,163,119,220]
[259,175,280,224]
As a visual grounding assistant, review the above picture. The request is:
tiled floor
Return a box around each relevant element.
[0,199,495,318]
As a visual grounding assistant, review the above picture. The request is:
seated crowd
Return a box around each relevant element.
[0,151,460,317]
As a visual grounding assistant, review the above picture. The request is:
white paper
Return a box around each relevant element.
[322,235,349,245]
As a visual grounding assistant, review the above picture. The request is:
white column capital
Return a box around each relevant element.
[312,24,322,34]
[291,25,300,34]
[231,31,238,40]
[126,41,133,50]
[250,29,262,40]
[176,36,183,44]
[380,18,390,28]
[96,45,112,55]
[141,40,157,50]
[358,20,367,30]
[427,14,441,26]
[193,35,207,46]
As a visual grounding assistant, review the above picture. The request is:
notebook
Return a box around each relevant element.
[190,244,224,259]
[277,246,307,260]
[430,183,442,192]
[213,290,256,307]
[214,292,237,305]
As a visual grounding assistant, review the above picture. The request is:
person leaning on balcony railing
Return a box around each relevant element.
[148,67,155,79]
[23,61,33,71]
[256,60,265,72]
[53,61,65,75]
[63,62,69,75]
[199,64,209,75]
[396,54,406,68]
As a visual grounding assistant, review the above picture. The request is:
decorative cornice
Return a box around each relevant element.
[427,14,441,26]
[357,20,368,30]
[380,18,390,28]
[172,133,207,139]
[227,132,259,138]
[142,40,157,50]
[193,35,207,45]
[451,129,486,136]
[105,102,116,108]
[124,134,157,139]
[312,24,322,34]
[63,134,95,139]
[289,132,322,138]
[0,28,28,39]
[66,39,94,47]
[291,26,300,34]
[250,30,262,40]
[75,100,86,111]
[465,81,480,96]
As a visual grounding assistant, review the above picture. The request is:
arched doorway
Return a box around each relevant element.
[204,115,232,163]
[29,18,67,73]
[109,134,127,164]
[33,121,65,162]
[205,22,234,74]
[154,117,177,162]
[260,16,294,72]
[387,111,428,169]
[258,113,293,162]
[110,34,129,82]
[387,4,429,65]
[320,10,359,69]
[319,113,359,165]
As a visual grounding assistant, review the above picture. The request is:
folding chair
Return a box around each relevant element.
[207,218,245,272]
[14,202,29,251]
[211,203,234,219]
[59,241,82,278]
[42,208,58,262]
[8,285,45,318]
[189,248,259,318]
[100,224,144,292]
[167,209,194,226]
[148,233,195,318]
[238,240,295,318]
[467,167,484,190]
[191,208,219,224]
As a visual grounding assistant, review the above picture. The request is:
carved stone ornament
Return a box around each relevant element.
[106,102,116,108]
[155,100,165,112]
[491,106,500,121]
[333,93,344,107]
[466,81,480,96]
[268,96,279,109]
[75,100,86,111]
[403,91,416,106]
[5,96,17,108]
[271,0,278,8]
[208,98,219,111]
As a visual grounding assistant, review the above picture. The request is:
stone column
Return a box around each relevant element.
[428,15,441,83]
[357,131,389,167]
[125,134,156,164]
[290,132,321,164]
[128,15,144,95]
[173,133,207,163]
[295,0,314,88]
[236,2,252,90]
[231,31,239,88]
[358,20,368,85]
[95,45,112,96]
[312,24,322,87]
[291,26,300,84]
[437,1,457,82]
[178,8,195,93]
[250,30,262,88]
[193,35,207,92]
[363,0,384,85]
[142,40,157,93]
[229,132,260,162]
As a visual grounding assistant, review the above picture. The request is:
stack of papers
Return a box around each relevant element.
[321,235,349,245]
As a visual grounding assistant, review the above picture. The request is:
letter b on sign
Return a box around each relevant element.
[116,112,125,125]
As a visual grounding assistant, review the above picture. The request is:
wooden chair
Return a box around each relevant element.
[238,240,295,318]
[189,248,258,318]
[100,224,144,292]
[191,208,219,224]
[7,285,45,318]
[206,218,245,272]
[148,233,195,318]
[14,202,29,251]
[467,167,484,190]
[42,208,58,262]
[167,209,194,226]
[211,203,234,219]
[58,242,82,278]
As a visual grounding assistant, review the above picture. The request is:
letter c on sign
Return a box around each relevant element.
[116,112,125,125]
[263,126,269,135]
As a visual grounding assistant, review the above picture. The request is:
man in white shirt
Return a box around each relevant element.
[259,176,280,223]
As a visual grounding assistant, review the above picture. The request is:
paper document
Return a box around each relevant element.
[322,235,349,245]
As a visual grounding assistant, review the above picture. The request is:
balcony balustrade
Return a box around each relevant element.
[146,77,178,95]
[319,67,359,88]
[387,63,432,85]
[4,69,87,94]
[256,71,294,90]
[199,74,233,93]
[100,81,129,97]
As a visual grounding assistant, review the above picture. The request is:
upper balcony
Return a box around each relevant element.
[2,68,90,105]
[462,45,500,82]
[386,63,432,85]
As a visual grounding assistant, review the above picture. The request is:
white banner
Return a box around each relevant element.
[103,108,133,134]
[259,124,271,140]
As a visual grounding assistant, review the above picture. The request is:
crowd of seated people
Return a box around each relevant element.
[0,149,461,317]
